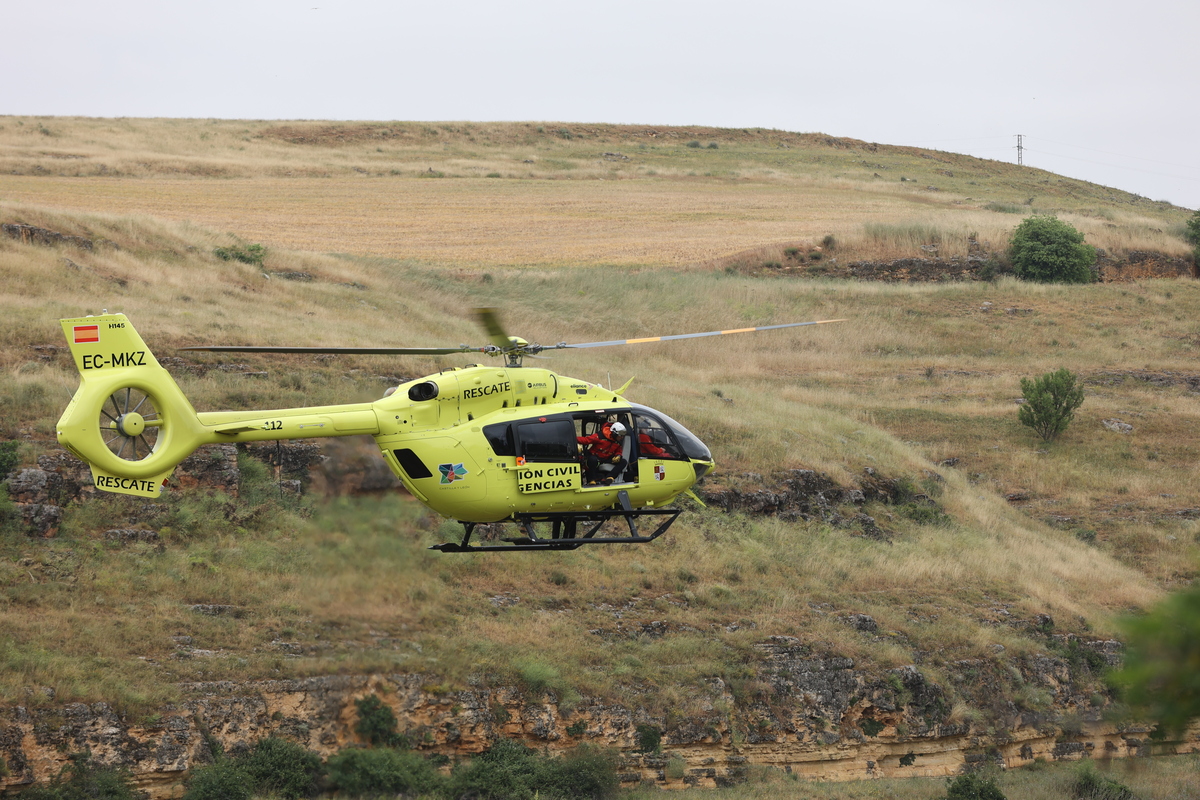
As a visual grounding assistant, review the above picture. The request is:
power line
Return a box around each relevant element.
[1024,147,1200,185]
[1034,137,1200,175]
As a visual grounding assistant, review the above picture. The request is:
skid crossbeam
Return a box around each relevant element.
[430,491,682,553]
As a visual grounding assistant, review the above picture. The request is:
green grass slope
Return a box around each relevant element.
[1,201,1196,722]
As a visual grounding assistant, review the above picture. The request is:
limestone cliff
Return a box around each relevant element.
[3,646,1197,798]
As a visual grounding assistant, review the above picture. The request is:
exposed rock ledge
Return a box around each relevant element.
[3,656,1197,798]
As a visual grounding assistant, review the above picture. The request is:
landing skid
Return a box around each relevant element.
[429,490,682,553]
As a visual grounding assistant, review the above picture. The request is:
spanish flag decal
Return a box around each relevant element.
[73,325,100,344]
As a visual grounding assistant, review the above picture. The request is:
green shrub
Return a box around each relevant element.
[1018,368,1085,442]
[686,140,701,148]
[945,771,1006,800]
[1186,208,1200,262]
[516,658,563,694]
[1008,215,1096,283]
[0,440,18,479]
[326,747,445,797]
[22,751,142,800]
[635,723,662,754]
[859,718,885,737]
[212,242,266,267]
[1070,760,1133,800]
[448,739,541,800]
[447,740,618,800]
[354,694,408,747]
[1112,580,1200,737]
[238,737,322,799]
[183,762,252,800]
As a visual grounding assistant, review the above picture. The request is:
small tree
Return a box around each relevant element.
[1110,581,1200,739]
[1018,368,1084,442]
[1185,208,1200,263]
[1008,215,1096,283]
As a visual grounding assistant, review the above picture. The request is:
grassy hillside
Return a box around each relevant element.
[0,117,1192,268]
[0,120,1198,729]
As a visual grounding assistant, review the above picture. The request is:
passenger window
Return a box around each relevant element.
[516,418,578,462]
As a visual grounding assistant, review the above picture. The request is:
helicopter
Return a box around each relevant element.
[54,309,844,552]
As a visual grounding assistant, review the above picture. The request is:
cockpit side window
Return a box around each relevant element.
[484,422,515,456]
[632,413,684,460]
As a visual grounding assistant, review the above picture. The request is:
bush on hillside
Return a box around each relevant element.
[354,694,409,747]
[1070,760,1134,800]
[326,747,446,797]
[1111,580,1200,738]
[212,242,266,267]
[1018,368,1085,442]
[1186,208,1200,262]
[0,440,18,480]
[237,737,322,799]
[447,739,619,800]
[540,745,619,800]
[945,771,1006,800]
[21,751,142,800]
[182,762,252,800]
[1008,215,1096,283]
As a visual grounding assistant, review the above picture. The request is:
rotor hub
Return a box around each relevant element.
[115,412,146,438]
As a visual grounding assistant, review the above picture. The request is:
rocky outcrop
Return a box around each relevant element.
[1095,249,1195,281]
[699,467,933,541]
[735,250,1194,283]
[2,644,1196,798]
[1,223,95,251]
[2,440,376,537]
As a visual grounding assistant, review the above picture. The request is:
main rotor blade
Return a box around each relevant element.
[474,307,515,351]
[555,319,848,350]
[178,345,483,355]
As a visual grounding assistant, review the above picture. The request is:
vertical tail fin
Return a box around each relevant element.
[57,313,206,497]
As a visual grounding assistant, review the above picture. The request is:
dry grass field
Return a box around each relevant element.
[1,119,1199,794]
[1,117,1192,267]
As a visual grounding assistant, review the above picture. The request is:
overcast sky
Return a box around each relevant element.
[6,0,1199,209]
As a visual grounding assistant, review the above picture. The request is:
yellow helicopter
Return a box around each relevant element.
[55,309,843,551]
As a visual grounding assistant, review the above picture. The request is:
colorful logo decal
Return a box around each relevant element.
[438,463,468,484]
[73,325,100,344]
[654,465,666,481]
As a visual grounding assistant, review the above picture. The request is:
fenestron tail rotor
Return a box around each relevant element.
[100,387,162,461]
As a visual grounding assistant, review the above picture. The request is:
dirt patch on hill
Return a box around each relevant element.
[719,244,1195,284]
[256,121,873,149]
[258,124,427,146]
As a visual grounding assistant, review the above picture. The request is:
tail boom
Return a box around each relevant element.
[57,313,381,498]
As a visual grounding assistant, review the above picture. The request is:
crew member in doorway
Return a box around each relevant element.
[578,421,628,485]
